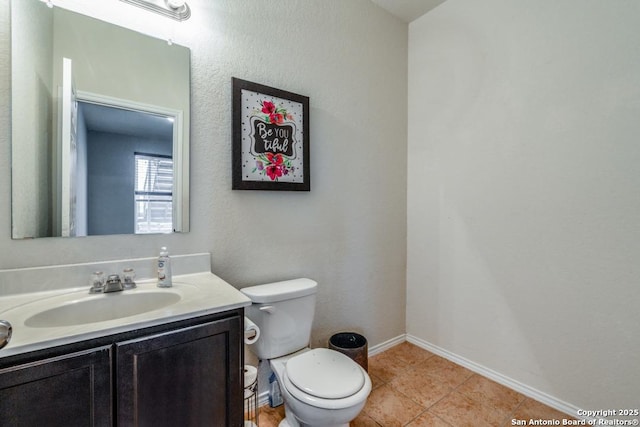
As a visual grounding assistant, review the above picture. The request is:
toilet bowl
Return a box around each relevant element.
[240,279,372,427]
[270,348,372,427]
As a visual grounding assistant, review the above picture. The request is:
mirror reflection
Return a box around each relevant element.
[11,0,190,239]
[76,102,174,236]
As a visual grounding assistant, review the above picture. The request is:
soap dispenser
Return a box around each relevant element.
[157,247,173,288]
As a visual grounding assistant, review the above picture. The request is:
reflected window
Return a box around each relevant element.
[134,153,173,234]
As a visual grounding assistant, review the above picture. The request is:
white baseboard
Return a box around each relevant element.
[368,333,407,356]
[258,391,270,408]
[406,334,582,418]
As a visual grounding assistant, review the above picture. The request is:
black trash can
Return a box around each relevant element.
[328,332,368,372]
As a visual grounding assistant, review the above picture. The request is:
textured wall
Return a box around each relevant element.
[407,0,640,411]
[0,0,408,348]
[10,0,53,238]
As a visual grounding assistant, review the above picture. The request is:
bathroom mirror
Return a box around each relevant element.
[11,0,190,239]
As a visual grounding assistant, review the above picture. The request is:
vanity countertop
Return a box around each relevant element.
[0,272,251,359]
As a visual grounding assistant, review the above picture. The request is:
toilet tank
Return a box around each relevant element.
[241,278,317,360]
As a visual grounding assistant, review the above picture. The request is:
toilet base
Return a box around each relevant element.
[278,403,349,427]
[278,418,348,427]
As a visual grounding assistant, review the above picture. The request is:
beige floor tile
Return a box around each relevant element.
[363,384,425,426]
[368,351,410,383]
[382,342,435,366]
[407,411,453,426]
[350,412,382,426]
[369,372,385,390]
[457,374,526,416]
[389,367,452,408]
[413,355,474,388]
[512,398,575,421]
[429,391,506,427]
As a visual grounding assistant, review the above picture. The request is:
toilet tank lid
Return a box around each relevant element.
[240,278,317,303]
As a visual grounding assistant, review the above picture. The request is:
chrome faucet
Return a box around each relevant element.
[103,274,124,293]
[0,320,11,350]
[89,270,136,294]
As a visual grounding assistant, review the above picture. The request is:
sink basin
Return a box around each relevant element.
[24,291,182,328]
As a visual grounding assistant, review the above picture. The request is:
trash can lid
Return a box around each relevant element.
[285,348,365,399]
[330,332,367,348]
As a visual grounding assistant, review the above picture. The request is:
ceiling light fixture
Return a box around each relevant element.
[119,0,191,21]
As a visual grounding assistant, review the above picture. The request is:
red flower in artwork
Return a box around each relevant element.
[266,153,284,165]
[254,152,291,181]
[258,99,293,125]
[269,112,284,125]
[261,101,276,115]
[266,164,283,180]
[265,153,284,180]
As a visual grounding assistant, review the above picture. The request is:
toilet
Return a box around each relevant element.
[241,278,371,427]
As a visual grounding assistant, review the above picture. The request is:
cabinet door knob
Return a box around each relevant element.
[0,320,12,350]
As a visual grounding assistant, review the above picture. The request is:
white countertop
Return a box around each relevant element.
[0,272,251,358]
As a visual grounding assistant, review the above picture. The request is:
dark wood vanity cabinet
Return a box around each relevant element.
[116,316,243,426]
[0,310,244,427]
[0,346,113,427]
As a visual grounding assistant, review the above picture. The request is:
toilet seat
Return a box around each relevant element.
[286,348,365,399]
[281,348,368,410]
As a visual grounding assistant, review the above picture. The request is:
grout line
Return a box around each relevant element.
[428,410,455,427]
[372,343,471,426]
[502,397,529,427]
[403,408,428,426]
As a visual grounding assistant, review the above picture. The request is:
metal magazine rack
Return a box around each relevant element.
[244,366,259,426]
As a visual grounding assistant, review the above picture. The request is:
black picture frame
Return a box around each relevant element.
[232,78,310,191]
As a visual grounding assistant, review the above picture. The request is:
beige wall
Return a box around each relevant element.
[407,0,640,411]
[0,0,408,349]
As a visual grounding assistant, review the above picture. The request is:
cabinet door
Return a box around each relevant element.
[0,346,112,427]
[116,316,242,427]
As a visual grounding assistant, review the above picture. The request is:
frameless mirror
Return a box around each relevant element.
[11,0,190,239]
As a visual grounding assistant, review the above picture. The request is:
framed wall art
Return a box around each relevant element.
[232,78,310,191]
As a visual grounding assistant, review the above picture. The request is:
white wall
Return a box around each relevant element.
[407,0,640,411]
[10,0,53,238]
[51,6,190,144]
[0,0,407,349]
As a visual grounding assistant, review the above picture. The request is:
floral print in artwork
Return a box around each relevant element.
[259,100,294,125]
[253,152,295,181]
[251,100,297,181]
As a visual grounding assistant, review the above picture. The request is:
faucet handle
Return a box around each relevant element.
[122,268,137,289]
[89,271,105,294]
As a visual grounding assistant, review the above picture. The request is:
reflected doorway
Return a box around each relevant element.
[71,101,174,235]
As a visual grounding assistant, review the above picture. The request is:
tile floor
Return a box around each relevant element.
[258,342,574,426]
